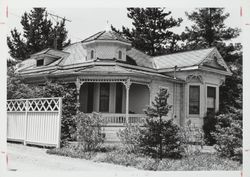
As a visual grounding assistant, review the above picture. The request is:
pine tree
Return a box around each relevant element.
[142,89,183,159]
[113,8,183,56]
[181,8,242,112]
[7,8,70,61]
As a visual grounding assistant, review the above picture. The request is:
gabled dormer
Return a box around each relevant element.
[81,26,131,62]
[31,48,69,67]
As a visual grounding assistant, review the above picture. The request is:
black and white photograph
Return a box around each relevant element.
[0,0,248,176]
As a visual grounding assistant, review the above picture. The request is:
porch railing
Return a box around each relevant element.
[101,113,145,125]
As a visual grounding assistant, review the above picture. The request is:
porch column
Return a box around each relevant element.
[147,82,153,106]
[124,78,131,123]
[75,77,81,112]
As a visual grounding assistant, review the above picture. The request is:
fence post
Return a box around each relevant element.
[24,99,28,146]
[56,98,62,148]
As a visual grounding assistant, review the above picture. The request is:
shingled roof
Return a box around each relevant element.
[81,30,131,44]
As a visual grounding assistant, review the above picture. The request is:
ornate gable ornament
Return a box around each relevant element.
[202,49,228,71]
[186,74,204,84]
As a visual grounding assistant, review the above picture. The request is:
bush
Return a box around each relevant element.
[7,70,78,142]
[73,112,105,152]
[212,110,242,163]
[202,113,218,145]
[180,119,205,156]
[141,89,184,159]
[117,123,142,153]
[139,118,184,159]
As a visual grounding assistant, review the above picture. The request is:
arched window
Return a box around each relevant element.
[118,50,122,59]
[91,50,94,59]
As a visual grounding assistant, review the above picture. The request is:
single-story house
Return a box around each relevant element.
[16,28,232,141]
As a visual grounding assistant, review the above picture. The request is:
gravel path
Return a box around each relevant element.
[7,143,138,171]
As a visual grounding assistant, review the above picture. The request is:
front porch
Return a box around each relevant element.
[75,77,151,126]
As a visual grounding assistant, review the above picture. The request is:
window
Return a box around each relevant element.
[115,83,123,113]
[207,86,216,115]
[37,59,44,67]
[87,83,94,113]
[118,51,122,59]
[189,85,200,114]
[90,50,94,59]
[99,83,110,112]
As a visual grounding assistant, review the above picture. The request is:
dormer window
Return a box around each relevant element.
[37,59,44,67]
[118,50,122,59]
[91,50,94,59]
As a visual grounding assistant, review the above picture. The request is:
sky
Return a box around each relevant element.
[7,7,242,44]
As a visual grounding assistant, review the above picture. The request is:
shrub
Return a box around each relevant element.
[117,123,142,153]
[117,89,184,159]
[7,70,78,142]
[202,112,218,145]
[139,118,184,159]
[212,110,242,163]
[41,81,78,141]
[180,119,205,156]
[73,112,105,152]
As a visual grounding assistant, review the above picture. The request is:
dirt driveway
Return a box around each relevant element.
[7,143,138,171]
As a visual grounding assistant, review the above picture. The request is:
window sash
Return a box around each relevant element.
[207,86,216,114]
[189,85,200,114]
[99,83,110,112]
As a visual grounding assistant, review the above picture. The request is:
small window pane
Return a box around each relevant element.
[91,50,94,59]
[189,85,200,114]
[37,59,44,67]
[118,51,122,59]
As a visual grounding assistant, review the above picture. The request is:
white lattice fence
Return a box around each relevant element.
[7,97,62,148]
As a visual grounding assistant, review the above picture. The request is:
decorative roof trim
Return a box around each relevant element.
[199,66,232,76]
[82,39,131,46]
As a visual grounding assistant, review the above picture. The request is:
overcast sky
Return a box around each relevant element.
[8,7,242,44]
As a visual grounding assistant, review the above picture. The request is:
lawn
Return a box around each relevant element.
[46,144,242,171]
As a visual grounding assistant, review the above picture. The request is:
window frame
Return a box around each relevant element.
[188,84,201,116]
[205,84,218,115]
[99,83,110,113]
[36,59,44,67]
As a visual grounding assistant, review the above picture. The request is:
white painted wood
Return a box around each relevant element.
[24,100,28,145]
[7,98,62,148]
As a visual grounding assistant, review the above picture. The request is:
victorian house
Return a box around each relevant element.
[16,28,232,141]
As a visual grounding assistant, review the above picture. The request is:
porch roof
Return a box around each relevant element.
[20,64,185,83]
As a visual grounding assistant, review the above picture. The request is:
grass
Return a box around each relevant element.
[46,144,242,171]
[94,150,242,171]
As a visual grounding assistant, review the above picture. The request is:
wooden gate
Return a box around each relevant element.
[7,97,62,148]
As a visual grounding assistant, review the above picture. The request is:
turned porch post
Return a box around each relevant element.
[124,78,131,123]
[75,77,81,112]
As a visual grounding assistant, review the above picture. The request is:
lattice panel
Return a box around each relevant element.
[7,100,26,112]
[7,98,60,112]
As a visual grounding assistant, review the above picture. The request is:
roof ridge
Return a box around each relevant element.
[81,30,105,42]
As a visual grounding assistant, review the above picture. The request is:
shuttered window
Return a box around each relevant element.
[189,85,200,114]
